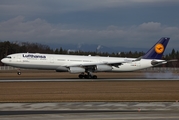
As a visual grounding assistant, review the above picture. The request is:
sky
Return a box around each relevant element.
[0,0,179,51]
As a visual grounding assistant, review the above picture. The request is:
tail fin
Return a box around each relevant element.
[142,37,170,59]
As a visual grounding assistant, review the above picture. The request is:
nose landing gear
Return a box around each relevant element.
[17,69,21,75]
[17,71,21,75]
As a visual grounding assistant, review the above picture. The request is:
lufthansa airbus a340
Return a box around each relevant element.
[1,37,174,79]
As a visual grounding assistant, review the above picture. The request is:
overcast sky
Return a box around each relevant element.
[0,0,179,50]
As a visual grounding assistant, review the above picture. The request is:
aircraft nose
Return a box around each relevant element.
[1,58,6,63]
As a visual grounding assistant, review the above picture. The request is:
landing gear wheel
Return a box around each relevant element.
[17,72,21,75]
[92,75,97,79]
[79,74,84,79]
[84,75,89,79]
[78,72,97,79]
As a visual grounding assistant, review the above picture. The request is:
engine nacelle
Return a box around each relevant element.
[95,65,112,72]
[68,67,85,73]
[56,66,68,72]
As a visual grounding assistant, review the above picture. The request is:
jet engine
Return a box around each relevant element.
[68,67,85,73]
[56,66,68,72]
[95,65,112,72]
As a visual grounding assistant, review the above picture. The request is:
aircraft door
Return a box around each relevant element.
[17,55,21,62]
[136,61,141,67]
[50,57,54,63]
[131,61,140,67]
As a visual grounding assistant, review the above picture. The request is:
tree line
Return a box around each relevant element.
[0,41,178,67]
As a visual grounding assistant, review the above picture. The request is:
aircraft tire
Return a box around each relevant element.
[79,74,97,79]
[92,75,97,79]
[84,75,89,79]
[79,74,84,79]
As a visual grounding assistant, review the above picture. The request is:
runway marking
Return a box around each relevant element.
[0,110,144,116]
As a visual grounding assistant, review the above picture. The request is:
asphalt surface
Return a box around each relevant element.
[0,71,179,119]
[0,102,179,120]
[0,78,179,82]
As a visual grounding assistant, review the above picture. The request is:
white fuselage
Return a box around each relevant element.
[1,53,160,72]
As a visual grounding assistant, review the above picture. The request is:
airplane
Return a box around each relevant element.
[1,37,175,79]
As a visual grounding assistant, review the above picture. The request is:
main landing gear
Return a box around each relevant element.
[79,72,97,79]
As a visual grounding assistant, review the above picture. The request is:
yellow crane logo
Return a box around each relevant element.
[155,43,164,54]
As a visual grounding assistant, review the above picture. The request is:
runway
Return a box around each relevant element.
[0,78,179,82]
[0,72,179,119]
[2,111,179,120]
[1,102,179,120]
[1,71,179,80]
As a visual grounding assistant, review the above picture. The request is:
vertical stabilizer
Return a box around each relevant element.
[142,37,169,59]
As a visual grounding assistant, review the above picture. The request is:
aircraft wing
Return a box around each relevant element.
[65,61,126,67]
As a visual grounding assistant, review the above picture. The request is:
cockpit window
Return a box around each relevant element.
[5,56,12,59]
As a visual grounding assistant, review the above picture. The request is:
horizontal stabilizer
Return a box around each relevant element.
[167,59,178,62]
[151,59,178,66]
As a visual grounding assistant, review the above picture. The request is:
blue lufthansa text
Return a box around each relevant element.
[23,54,46,59]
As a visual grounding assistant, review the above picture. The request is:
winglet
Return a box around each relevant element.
[142,37,170,59]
